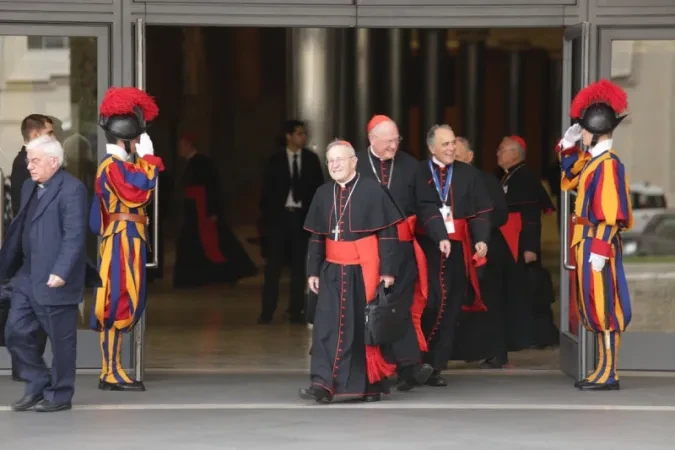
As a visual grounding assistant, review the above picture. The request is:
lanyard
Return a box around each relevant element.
[367,148,394,189]
[428,160,453,203]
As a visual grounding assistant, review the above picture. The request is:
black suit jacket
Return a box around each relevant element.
[258,148,324,253]
[10,147,29,217]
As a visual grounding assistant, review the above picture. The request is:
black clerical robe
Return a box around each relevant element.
[356,149,428,366]
[499,161,555,261]
[500,162,558,348]
[414,159,492,370]
[304,174,402,396]
[174,153,257,288]
[451,170,530,362]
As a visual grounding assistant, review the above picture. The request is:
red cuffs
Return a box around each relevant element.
[141,154,165,171]
[590,238,611,258]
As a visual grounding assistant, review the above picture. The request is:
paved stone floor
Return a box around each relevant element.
[3,227,675,448]
[1,372,675,449]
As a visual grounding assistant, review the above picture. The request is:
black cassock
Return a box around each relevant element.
[173,154,257,288]
[451,170,530,362]
[304,174,402,397]
[414,159,492,370]
[356,149,425,371]
[500,162,559,348]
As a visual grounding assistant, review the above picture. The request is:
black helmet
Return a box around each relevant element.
[570,79,628,144]
[98,87,159,148]
[99,105,146,141]
[577,102,626,136]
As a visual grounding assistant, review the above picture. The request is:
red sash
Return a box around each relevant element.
[416,218,487,313]
[448,218,487,313]
[397,216,429,352]
[184,186,227,264]
[499,211,522,262]
[325,235,396,384]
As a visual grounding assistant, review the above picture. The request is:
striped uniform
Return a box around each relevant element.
[90,151,164,385]
[560,143,633,385]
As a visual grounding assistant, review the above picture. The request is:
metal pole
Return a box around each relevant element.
[135,17,147,382]
[0,168,5,247]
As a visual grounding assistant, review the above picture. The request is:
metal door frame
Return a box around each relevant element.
[0,23,120,372]
[559,22,595,381]
[598,26,675,371]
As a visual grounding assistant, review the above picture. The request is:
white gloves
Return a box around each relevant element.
[589,253,607,272]
[136,132,154,157]
[559,123,582,150]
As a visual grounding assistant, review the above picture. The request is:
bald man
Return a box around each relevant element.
[497,136,558,349]
[452,137,524,368]
[300,139,403,404]
[356,115,434,391]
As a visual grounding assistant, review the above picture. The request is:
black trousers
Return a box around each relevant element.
[260,209,309,320]
[12,330,47,378]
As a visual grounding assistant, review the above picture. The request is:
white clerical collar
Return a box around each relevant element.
[369,146,385,161]
[432,157,446,168]
[590,139,613,158]
[106,144,131,161]
[337,172,357,188]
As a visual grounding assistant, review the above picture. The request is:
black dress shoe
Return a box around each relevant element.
[35,400,72,413]
[98,380,146,392]
[11,394,44,412]
[362,393,381,402]
[425,373,448,387]
[257,315,272,325]
[12,374,26,382]
[298,386,332,404]
[574,379,589,388]
[578,381,620,391]
[397,363,434,391]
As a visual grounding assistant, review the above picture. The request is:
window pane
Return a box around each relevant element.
[0,35,99,329]
[611,40,675,333]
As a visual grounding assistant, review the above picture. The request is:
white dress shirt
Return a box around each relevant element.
[285,148,302,208]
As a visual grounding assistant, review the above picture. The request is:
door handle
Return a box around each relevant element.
[562,190,576,271]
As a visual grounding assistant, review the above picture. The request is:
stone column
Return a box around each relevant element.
[335,28,352,141]
[287,28,337,165]
[386,28,408,136]
[354,28,374,149]
[421,29,445,156]
[503,40,528,136]
[459,30,487,167]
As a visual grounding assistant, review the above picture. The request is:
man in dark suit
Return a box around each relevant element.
[8,114,54,381]
[258,120,324,324]
[11,114,54,217]
[0,135,88,413]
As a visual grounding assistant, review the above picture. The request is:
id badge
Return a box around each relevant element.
[443,206,455,234]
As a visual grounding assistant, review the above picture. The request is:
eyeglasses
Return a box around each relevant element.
[326,156,354,167]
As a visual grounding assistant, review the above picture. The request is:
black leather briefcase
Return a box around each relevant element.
[364,282,409,346]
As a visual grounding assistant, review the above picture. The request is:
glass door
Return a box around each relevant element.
[0,23,116,370]
[558,22,595,381]
[598,28,675,372]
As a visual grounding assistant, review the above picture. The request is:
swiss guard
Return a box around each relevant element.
[556,79,633,391]
[90,86,164,392]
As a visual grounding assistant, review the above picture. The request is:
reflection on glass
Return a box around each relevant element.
[561,37,584,338]
[609,40,675,333]
[0,35,98,329]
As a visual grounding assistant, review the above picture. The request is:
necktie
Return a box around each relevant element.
[291,154,300,203]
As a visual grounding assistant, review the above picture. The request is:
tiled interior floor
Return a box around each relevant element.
[143,226,560,371]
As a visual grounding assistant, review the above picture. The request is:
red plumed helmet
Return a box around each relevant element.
[99,86,159,120]
[570,79,628,135]
[98,86,159,141]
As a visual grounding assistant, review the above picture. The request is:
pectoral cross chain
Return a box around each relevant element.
[333,226,341,240]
